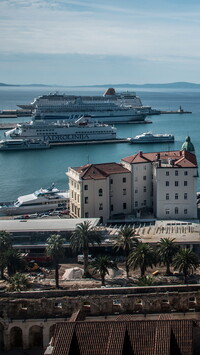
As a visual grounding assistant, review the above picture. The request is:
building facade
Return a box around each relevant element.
[67,139,198,222]
[66,163,132,223]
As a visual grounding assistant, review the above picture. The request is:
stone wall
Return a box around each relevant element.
[1,285,200,351]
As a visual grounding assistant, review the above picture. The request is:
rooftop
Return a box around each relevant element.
[73,163,131,180]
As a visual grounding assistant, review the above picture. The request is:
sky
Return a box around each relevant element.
[1,0,200,85]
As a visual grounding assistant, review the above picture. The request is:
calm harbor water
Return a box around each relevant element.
[0,86,200,202]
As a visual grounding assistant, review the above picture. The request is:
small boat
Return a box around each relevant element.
[0,183,69,215]
[128,132,174,144]
[0,138,50,150]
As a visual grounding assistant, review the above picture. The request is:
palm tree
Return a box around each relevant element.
[173,248,199,284]
[157,238,178,276]
[91,255,118,286]
[113,226,139,278]
[70,221,102,277]
[8,272,29,292]
[0,231,12,279]
[5,249,26,276]
[128,242,156,277]
[46,234,65,288]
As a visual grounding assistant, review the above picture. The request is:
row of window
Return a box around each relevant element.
[135,200,146,207]
[166,193,187,200]
[166,181,188,187]
[166,170,188,176]
[71,191,80,202]
[166,208,188,215]
[135,186,147,193]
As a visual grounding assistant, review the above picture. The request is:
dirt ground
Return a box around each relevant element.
[1,258,200,291]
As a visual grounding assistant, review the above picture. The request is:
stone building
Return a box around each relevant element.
[67,138,198,223]
[66,162,132,223]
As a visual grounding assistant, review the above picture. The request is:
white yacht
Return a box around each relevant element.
[5,116,117,143]
[129,132,175,144]
[0,138,50,151]
[0,184,69,215]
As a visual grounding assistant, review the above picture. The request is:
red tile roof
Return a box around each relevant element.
[74,163,131,180]
[122,150,197,168]
[51,319,194,355]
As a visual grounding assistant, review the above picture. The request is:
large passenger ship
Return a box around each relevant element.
[17,88,158,123]
[5,117,117,143]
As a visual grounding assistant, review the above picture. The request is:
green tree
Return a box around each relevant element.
[128,242,156,277]
[173,248,199,284]
[137,275,155,286]
[113,226,138,278]
[5,249,26,276]
[8,272,29,292]
[46,234,65,288]
[157,238,179,276]
[70,221,102,277]
[91,255,118,286]
[0,231,12,279]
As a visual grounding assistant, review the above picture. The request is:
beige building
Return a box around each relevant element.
[121,148,198,220]
[67,138,198,223]
[66,162,132,223]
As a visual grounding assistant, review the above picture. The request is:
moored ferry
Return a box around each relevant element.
[128,132,175,144]
[0,138,50,151]
[5,116,117,143]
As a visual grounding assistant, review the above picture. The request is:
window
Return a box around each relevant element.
[85,197,88,204]
[166,171,169,176]
[184,209,188,214]
[143,186,146,192]
[175,207,179,214]
[85,212,89,218]
[135,201,138,207]
[184,193,187,200]
[135,177,138,182]
[84,185,88,191]
[144,165,146,170]
[166,209,170,215]
[71,191,74,198]
[143,176,146,181]
[110,205,113,211]
[175,181,179,187]
[184,171,188,176]
[143,200,146,206]
[110,179,113,184]
[99,188,103,197]
[184,181,188,186]
[166,181,169,186]
[175,170,178,176]
[123,203,127,209]
[175,193,178,200]
[123,189,126,195]
[135,189,138,194]
[99,203,103,210]
[166,193,169,200]
[123,177,126,183]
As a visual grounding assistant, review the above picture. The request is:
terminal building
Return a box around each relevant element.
[67,137,198,224]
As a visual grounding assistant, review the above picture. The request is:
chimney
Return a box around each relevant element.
[139,151,143,157]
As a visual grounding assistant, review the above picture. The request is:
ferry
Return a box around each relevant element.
[0,184,69,215]
[0,138,50,150]
[5,116,117,143]
[17,88,157,123]
[128,132,175,144]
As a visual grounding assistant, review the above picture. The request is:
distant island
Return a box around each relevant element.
[1,81,200,89]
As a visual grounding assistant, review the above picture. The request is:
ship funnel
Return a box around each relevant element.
[103,88,116,96]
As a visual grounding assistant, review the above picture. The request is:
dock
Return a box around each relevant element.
[50,138,129,146]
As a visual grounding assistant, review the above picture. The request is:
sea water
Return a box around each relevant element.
[0,86,199,202]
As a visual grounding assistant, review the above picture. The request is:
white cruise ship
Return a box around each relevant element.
[17,88,157,123]
[0,184,69,215]
[5,117,117,143]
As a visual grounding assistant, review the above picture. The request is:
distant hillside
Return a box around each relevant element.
[1,81,200,88]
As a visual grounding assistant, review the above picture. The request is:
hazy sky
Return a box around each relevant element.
[1,0,200,85]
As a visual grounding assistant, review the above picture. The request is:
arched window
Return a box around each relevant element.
[99,188,103,197]
[29,325,43,348]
